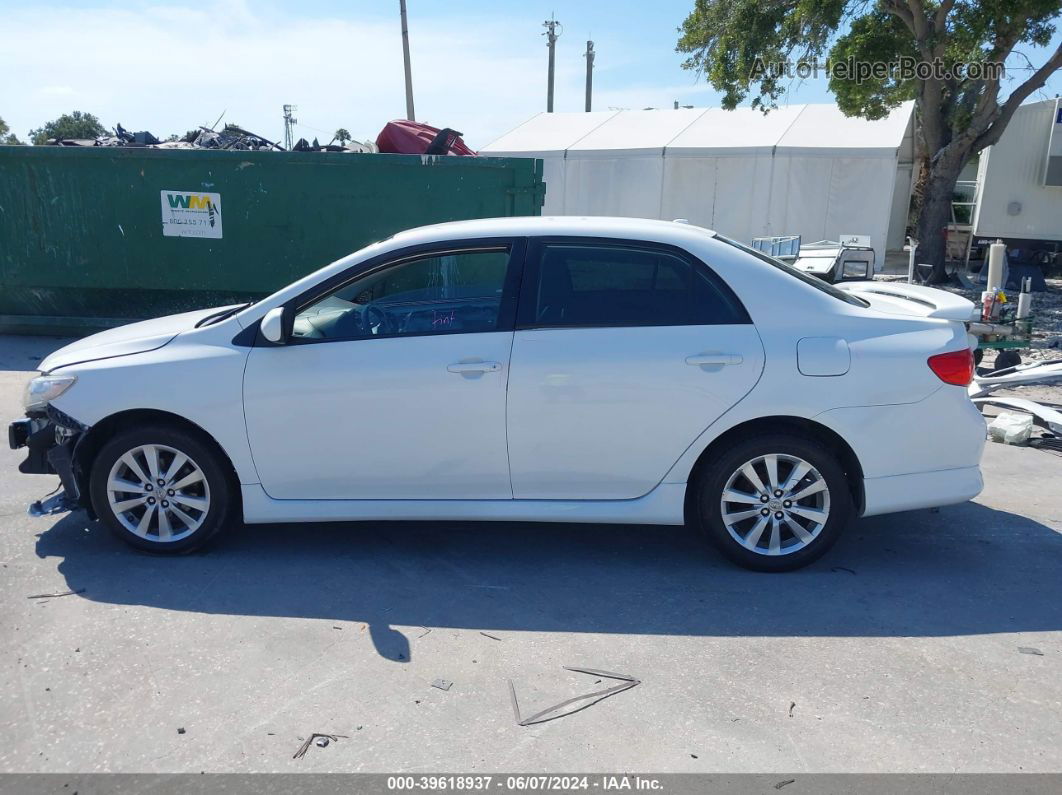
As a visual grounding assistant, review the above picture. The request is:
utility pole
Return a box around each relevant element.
[584,40,594,112]
[282,104,297,150]
[542,16,561,112]
[399,0,416,121]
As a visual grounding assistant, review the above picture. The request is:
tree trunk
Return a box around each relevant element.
[915,151,967,284]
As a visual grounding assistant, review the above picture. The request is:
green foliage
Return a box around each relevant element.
[333,128,352,144]
[828,12,917,119]
[0,116,23,145]
[677,0,847,110]
[677,1,1061,118]
[29,111,106,145]
[678,0,1062,276]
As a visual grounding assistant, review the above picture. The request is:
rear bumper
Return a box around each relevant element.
[862,465,983,517]
[816,386,987,481]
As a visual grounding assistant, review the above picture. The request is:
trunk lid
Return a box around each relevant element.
[836,281,977,321]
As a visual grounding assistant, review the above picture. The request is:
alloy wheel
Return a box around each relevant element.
[719,453,831,556]
[105,443,211,543]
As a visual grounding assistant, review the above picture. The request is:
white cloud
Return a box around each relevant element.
[1,2,680,148]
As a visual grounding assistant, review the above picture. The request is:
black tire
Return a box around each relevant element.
[89,423,236,554]
[992,350,1021,372]
[694,433,852,572]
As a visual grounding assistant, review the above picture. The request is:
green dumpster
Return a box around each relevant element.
[0,146,544,336]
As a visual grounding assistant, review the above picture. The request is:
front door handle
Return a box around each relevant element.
[686,353,743,366]
[447,361,502,374]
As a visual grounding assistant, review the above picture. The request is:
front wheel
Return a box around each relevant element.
[89,424,235,553]
[694,434,852,572]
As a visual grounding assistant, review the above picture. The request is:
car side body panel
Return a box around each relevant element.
[506,324,765,499]
[30,217,984,527]
[46,321,259,485]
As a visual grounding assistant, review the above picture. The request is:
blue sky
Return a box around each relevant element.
[1,0,1060,148]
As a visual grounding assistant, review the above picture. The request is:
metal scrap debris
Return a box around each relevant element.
[27,588,85,599]
[508,667,640,726]
[1018,647,1044,656]
[974,396,1062,436]
[969,359,1062,398]
[293,733,347,759]
[432,679,453,691]
[44,119,376,153]
[970,359,1062,453]
[480,631,503,641]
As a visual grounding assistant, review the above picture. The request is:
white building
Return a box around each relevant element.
[482,102,916,265]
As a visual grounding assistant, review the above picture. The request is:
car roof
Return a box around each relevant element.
[390,216,718,245]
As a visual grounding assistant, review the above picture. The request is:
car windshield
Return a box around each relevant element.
[715,235,869,307]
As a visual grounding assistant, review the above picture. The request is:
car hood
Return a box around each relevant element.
[835,281,977,321]
[40,306,241,372]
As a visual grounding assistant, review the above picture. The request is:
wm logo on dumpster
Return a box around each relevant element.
[167,193,215,211]
[160,189,223,239]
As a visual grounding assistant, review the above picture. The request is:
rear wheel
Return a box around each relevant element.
[695,433,852,572]
[89,424,235,553]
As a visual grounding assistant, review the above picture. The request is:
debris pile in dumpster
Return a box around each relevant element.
[40,117,478,156]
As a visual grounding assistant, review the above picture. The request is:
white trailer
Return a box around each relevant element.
[972,98,1062,252]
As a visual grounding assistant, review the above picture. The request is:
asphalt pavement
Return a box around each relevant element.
[1,335,1060,773]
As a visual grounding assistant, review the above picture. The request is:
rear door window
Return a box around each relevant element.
[517,241,749,328]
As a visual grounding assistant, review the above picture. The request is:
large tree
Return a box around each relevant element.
[678,1,1062,282]
[29,110,106,146]
[0,116,23,145]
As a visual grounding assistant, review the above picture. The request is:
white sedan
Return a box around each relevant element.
[9,217,986,571]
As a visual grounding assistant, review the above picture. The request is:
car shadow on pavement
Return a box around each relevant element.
[34,500,1062,662]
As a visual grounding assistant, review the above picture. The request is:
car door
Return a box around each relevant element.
[242,240,522,500]
[506,238,765,500]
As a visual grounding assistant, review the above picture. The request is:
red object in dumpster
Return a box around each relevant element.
[375,120,476,156]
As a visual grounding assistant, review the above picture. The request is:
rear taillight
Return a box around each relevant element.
[928,348,974,386]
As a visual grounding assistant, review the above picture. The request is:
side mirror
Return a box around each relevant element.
[260,306,288,344]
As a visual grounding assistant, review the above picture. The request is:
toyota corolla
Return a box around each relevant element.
[9,217,986,571]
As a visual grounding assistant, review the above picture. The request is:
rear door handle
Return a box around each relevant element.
[447,361,502,374]
[686,353,743,366]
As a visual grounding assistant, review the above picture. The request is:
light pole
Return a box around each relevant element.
[399,0,416,121]
[584,41,594,112]
[543,16,562,112]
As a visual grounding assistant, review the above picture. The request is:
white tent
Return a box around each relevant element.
[482,103,915,264]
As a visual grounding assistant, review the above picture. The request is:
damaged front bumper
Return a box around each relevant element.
[8,406,89,517]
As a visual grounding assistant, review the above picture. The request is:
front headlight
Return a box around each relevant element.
[23,374,77,411]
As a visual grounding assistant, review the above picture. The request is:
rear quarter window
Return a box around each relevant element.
[716,235,870,307]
